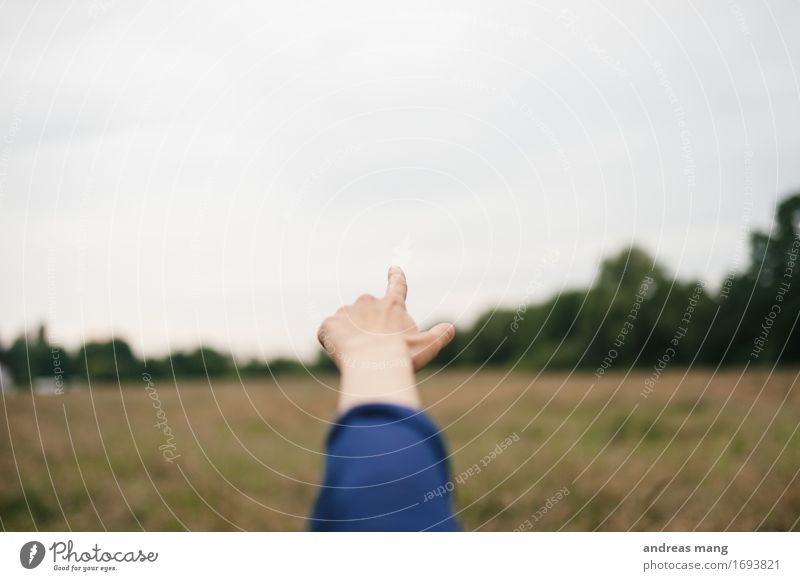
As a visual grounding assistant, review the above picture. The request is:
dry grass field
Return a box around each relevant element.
[1,369,798,531]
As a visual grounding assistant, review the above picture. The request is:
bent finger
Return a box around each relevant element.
[410,323,455,370]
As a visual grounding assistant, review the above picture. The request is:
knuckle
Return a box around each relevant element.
[319,316,337,333]
[317,323,336,351]
[386,295,404,307]
[356,293,375,303]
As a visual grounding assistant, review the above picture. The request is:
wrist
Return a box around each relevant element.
[336,336,411,371]
[335,337,419,413]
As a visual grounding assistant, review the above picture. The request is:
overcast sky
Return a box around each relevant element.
[1,0,799,361]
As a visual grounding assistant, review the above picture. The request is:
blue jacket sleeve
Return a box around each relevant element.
[310,403,459,531]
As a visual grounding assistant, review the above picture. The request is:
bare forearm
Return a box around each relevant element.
[337,338,419,412]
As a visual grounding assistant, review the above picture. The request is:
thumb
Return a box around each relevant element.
[409,323,456,370]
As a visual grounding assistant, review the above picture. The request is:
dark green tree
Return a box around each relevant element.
[77,338,141,382]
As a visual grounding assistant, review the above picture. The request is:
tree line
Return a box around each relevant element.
[437,191,800,371]
[1,192,798,388]
[0,324,311,387]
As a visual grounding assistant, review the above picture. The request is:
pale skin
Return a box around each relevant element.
[317,266,456,413]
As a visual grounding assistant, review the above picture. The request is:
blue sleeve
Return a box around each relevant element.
[309,403,460,531]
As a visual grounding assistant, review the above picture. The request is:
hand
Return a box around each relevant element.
[317,266,455,372]
[317,266,456,412]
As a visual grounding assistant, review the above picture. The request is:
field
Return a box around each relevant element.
[1,369,799,531]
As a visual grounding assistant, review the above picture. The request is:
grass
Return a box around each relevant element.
[1,368,798,531]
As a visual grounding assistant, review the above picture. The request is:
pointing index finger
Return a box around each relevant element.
[385,265,408,303]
